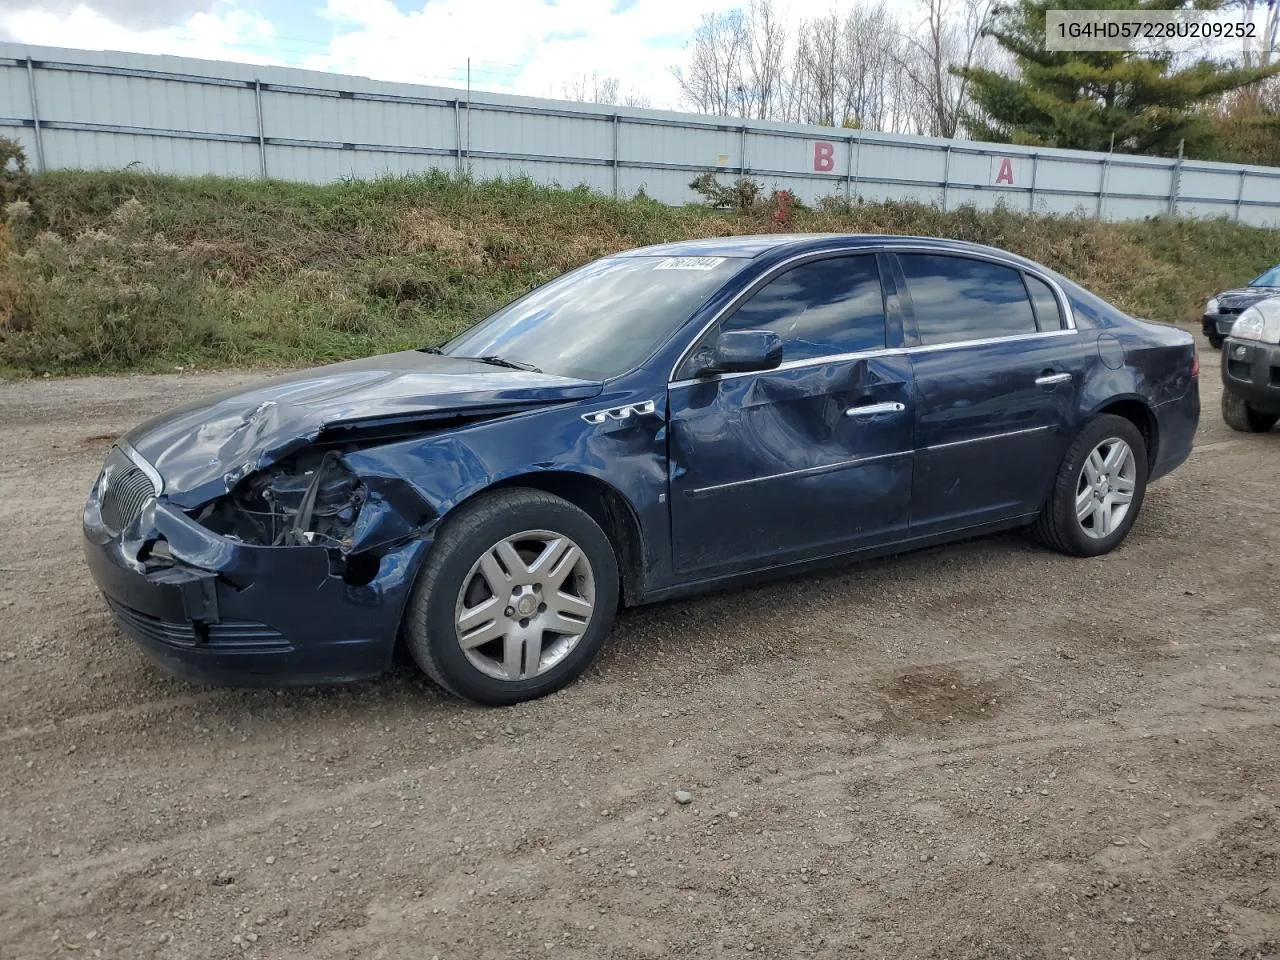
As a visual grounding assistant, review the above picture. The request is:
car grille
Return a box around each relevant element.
[1218,306,1244,316]
[105,598,289,650]
[100,462,156,534]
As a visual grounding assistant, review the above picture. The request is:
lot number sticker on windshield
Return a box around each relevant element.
[653,256,726,271]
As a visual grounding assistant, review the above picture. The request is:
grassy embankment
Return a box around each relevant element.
[2,168,1279,376]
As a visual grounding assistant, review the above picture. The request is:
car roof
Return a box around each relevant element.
[617,233,1033,262]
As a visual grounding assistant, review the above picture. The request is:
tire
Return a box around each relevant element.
[1031,414,1149,558]
[1222,389,1279,434]
[1207,332,1224,350]
[403,488,619,706]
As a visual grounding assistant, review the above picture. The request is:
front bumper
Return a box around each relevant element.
[83,495,429,686]
[1222,337,1280,416]
[1203,313,1240,339]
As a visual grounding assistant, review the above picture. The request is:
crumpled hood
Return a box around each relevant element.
[124,350,603,508]
[1215,286,1280,310]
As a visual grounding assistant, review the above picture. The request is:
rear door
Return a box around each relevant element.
[667,253,914,577]
[890,251,1086,538]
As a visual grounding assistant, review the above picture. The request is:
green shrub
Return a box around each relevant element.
[0,137,37,212]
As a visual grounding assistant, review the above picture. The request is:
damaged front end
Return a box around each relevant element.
[82,442,437,686]
[187,443,442,587]
[197,451,365,550]
[81,351,608,685]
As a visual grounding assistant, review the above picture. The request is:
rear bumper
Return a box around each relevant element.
[83,497,429,686]
[1150,380,1200,483]
[1222,338,1280,415]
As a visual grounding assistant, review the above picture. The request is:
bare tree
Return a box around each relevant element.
[897,0,995,138]
[793,12,843,126]
[666,0,994,135]
[561,72,623,104]
[620,89,653,109]
[1238,0,1280,67]
[671,10,750,116]
[743,0,788,119]
[839,1,903,131]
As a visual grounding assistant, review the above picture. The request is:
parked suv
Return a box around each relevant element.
[1203,264,1280,349]
[1222,297,1280,433]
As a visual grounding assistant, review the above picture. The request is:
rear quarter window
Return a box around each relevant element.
[897,254,1038,345]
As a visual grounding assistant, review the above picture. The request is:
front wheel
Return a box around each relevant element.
[403,488,619,706]
[1207,332,1224,350]
[1031,414,1149,557]
[1222,389,1279,433]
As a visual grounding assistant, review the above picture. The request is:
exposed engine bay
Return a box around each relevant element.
[196,451,365,551]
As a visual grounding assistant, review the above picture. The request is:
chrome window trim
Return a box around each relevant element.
[670,346,908,390]
[686,449,911,498]
[668,328,1078,390]
[116,438,164,496]
[667,241,1078,384]
[907,327,1077,355]
[919,425,1051,453]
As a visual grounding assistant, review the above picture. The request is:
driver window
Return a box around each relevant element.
[721,255,887,362]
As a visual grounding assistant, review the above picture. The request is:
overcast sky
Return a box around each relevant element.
[0,0,918,108]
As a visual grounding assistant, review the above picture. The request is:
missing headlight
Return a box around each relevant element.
[197,452,366,550]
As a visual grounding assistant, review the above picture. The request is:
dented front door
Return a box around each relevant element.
[667,355,914,577]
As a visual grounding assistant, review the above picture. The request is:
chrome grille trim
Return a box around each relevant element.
[99,460,156,535]
[117,438,164,495]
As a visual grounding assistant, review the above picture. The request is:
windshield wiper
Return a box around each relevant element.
[418,348,542,373]
[463,355,543,373]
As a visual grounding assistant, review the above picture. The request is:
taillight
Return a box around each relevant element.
[1191,350,1200,378]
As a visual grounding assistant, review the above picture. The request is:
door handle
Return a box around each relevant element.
[844,401,906,417]
[1035,372,1072,386]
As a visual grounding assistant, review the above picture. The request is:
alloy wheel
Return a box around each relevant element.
[1074,437,1137,539]
[453,529,596,681]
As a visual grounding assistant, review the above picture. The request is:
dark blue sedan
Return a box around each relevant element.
[84,235,1200,705]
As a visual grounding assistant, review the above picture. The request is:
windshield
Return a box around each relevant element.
[1250,264,1280,287]
[440,255,747,380]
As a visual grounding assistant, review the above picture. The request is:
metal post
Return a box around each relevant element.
[465,57,471,166]
[612,114,620,198]
[1235,168,1248,221]
[1097,133,1114,218]
[1168,139,1184,216]
[253,80,267,179]
[739,124,748,176]
[1028,154,1038,213]
[844,133,855,199]
[941,144,951,213]
[25,58,45,173]
[454,100,462,173]
[851,127,863,199]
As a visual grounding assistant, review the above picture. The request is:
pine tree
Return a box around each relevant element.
[958,0,1280,155]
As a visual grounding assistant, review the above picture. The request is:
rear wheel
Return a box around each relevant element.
[1222,389,1278,433]
[404,488,619,706]
[1032,414,1148,557]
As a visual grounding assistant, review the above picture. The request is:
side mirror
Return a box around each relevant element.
[693,330,784,377]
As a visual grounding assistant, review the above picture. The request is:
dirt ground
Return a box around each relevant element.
[0,359,1277,960]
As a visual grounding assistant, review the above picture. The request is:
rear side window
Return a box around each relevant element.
[898,254,1038,345]
[1024,274,1064,331]
[721,255,886,361]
